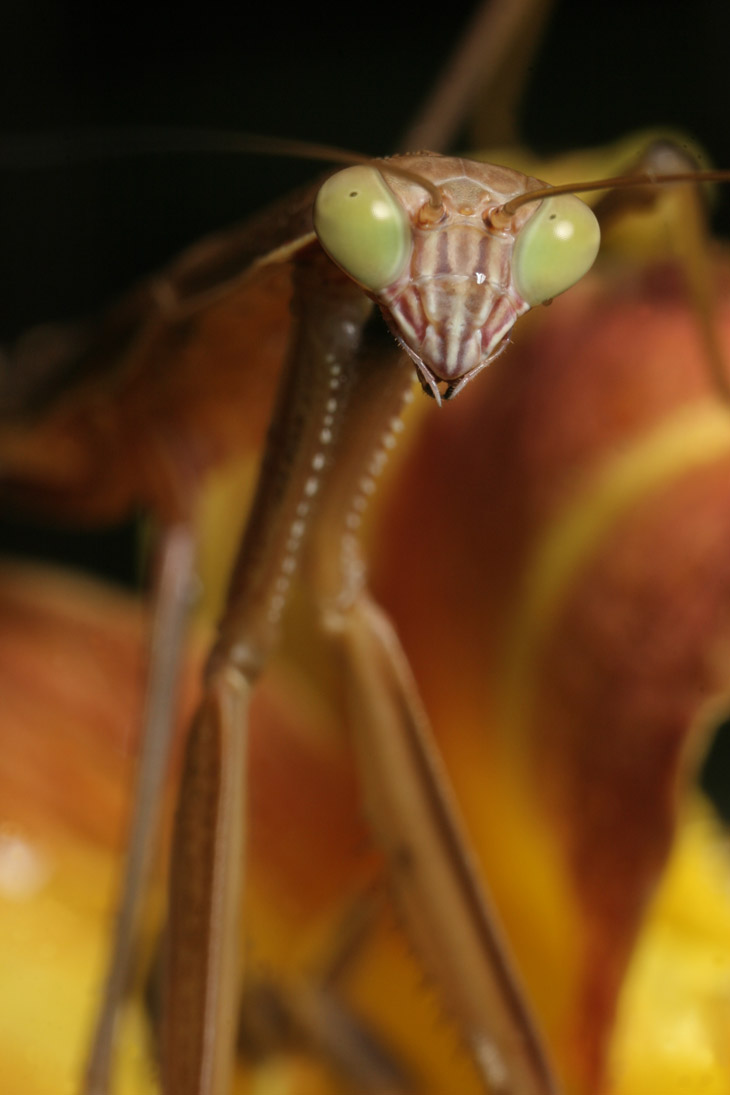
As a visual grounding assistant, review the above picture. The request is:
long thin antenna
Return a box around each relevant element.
[0,129,369,171]
[500,169,730,215]
[0,127,444,207]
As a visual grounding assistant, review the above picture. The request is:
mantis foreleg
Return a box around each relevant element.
[161,247,373,1094]
[330,593,559,1095]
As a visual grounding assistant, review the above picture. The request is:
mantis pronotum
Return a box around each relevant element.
[2,2,730,1094]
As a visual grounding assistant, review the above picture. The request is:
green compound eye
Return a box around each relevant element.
[313,166,411,292]
[512,194,601,306]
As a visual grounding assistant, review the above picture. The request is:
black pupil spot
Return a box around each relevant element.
[549,213,557,220]
[349,191,359,197]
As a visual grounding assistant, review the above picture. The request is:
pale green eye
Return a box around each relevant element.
[512,194,601,306]
[313,166,411,292]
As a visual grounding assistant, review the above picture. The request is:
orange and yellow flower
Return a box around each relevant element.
[2,247,730,1093]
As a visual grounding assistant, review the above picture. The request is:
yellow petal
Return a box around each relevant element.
[609,798,730,1093]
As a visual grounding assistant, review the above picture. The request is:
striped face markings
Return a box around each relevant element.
[313,159,601,396]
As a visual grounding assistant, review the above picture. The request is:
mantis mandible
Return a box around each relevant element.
[2,2,730,1093]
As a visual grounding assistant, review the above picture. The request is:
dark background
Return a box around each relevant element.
[1,0,730,807]
[2,0,730,336]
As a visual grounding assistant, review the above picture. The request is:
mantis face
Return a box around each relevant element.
[314,157,600,398]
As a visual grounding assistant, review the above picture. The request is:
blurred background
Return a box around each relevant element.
[1,0,730,807]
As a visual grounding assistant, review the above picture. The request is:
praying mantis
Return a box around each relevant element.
[3,1,730,1093]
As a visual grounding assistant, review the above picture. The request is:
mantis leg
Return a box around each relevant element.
[83,521,196,1095]
[297,333,560,1094]
[238,970,413,1092]
[161,247,373,1095]
[328,593,559,1095]
[162,661,248,1095]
